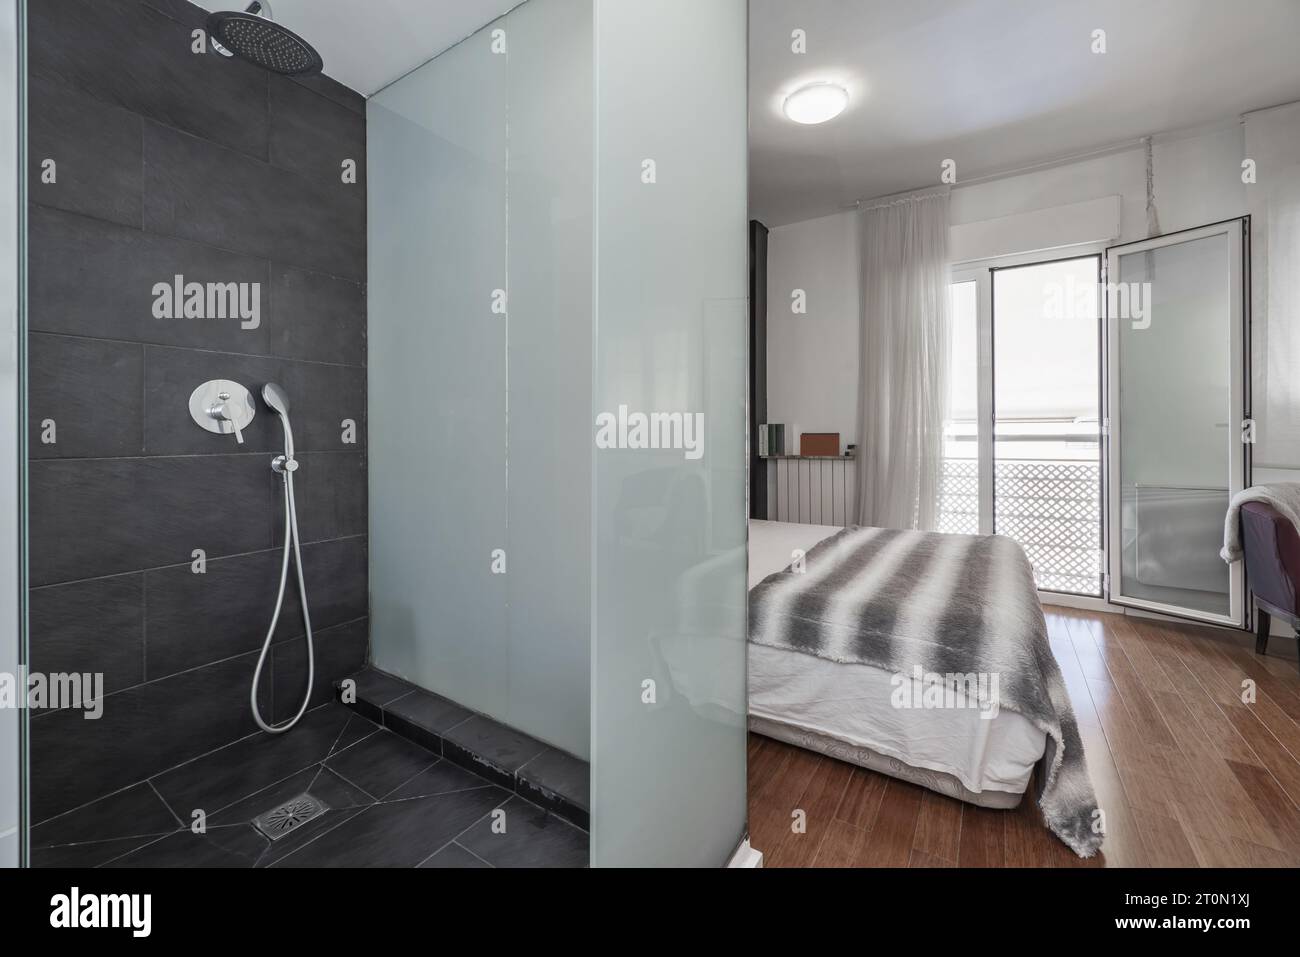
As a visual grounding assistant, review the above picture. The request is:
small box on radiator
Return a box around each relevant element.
[799,432,840,457]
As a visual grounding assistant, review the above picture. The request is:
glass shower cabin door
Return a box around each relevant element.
[1106,219,1249,626]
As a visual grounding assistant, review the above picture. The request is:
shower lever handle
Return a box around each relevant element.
[211,398,245,445]
[221,406,245,444]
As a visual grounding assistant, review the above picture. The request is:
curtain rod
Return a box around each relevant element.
[855,184,948,211]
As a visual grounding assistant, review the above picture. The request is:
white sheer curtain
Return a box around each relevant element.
[855,187,951,530]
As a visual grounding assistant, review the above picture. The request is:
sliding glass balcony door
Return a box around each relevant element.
[1106,220,1248,626]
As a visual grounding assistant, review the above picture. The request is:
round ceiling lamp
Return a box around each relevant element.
[782,82,849,125]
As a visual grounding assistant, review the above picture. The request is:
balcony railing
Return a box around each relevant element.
[938,457,1102,596]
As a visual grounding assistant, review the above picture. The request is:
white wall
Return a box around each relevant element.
[765,209,860,448]
[764,121,1249,451]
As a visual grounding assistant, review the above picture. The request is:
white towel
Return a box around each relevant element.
[1221,482,1300,563]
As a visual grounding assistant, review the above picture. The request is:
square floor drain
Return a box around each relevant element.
[253,792,328,841]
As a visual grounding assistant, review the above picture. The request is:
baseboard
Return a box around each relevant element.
[726,837,763,868]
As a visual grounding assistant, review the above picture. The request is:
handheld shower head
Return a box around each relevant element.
[208,1,323,77]
[262,382,296,472]
[261,382,291,418]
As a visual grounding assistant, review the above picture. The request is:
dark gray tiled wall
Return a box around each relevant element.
[28,0,369,822]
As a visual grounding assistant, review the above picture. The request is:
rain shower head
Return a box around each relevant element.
[261,382,291,418]
[207,2,323,77]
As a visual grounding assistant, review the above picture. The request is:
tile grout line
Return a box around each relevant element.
[373,783,498,808]
[32,826,179,853]
[30,181,364,281]
[31,448,368,466]
[139,563,148,685]
[322,763,381,804]
[323,711,368,758]
[371,757,442,802]
[30,535,367,590]
[93,830,179,869]
[147,779,184,829]
[452,841,495,868]
[30,327,369,371]
[30,615,371,717]
[318,727,381,763]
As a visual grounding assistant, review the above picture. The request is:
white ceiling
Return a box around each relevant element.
[193,0,516,96]
[750,0,1300,226]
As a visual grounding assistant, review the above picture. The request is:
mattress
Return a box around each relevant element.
[748,519,1046,801]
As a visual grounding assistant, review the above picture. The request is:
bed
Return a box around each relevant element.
[748,519,1102,856]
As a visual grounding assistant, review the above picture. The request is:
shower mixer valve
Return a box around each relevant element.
[189,379,256,444]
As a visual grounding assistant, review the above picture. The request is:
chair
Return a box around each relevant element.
[1239,500,1300,672]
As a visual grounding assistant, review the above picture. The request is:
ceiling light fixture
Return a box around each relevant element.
[782,82,849,125]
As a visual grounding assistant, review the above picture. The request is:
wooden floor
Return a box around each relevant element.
[749,606,1300,867]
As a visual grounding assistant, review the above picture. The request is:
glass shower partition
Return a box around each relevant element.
[590,0,750,867]
[0,0,21,869]
[368,0,749,865]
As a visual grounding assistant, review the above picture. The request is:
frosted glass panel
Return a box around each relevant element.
[504,0,592,757]
[1115,233,1234,616]
[0,0,20,869]
[368,20,511,726]
[368,0,594,759]
[590,0,748,867]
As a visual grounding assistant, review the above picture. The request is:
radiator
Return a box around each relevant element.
[763,456,856,526]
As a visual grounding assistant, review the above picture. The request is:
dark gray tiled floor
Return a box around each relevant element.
[419,841,491,868]
[457,796,589,869]
[31,703,586,868]
[339,668,590,827]
[322,729,437,799]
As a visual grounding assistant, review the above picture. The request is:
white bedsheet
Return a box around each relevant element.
[748,520,1047,797]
